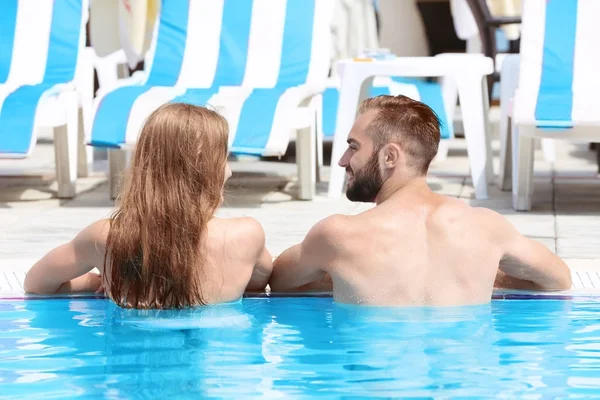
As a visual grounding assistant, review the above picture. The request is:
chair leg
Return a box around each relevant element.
[512,125,535,211]
[482,78,494,183]
[434,140,450,163]
[541,138,556,164]
[296,121,317,200]
[314,96,324,183]
[456,75,491,199]
[315,133,323,183]
[108,149,127,200]
[498,54,520,191]
[77,48,95,177]
[77,106,92,178]
[53,94,79,199]
[434,76,456,165]
[498,115,512,191]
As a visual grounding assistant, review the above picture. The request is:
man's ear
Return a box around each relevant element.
[381,143,403,169]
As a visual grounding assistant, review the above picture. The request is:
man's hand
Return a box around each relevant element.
[478,208,572,291]
[296,273,333,291]
[494,269,542,290]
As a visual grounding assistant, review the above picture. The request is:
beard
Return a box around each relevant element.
[345,151,384,202]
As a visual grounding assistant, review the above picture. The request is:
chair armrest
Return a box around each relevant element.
[92,49,145,91]
[488,16,521,26]
[294,83,327,106]
[94,71,147,98]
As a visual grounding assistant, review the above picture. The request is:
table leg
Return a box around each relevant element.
[456,75,491,200]
[327,72,373,199]
[481,77,494,183]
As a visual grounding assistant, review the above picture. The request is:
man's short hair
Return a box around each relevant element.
[359,95,442,175]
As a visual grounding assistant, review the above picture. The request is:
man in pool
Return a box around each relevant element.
[269,95,572,306]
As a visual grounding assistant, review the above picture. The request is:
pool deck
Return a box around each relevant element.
[2,125,600,298]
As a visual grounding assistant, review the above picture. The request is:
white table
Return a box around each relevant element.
[327,54,495,200]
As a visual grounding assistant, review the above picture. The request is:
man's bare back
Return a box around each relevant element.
[270,184,571,306]
[269,95,571,306]
[326,193,499,306]
[314,190,534,306]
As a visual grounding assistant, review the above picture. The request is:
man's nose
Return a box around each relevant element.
[338,151,349,167]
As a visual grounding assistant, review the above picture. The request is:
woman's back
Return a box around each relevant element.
[72,216,270,306]
[24,103,273,308]
[203,217,272,303]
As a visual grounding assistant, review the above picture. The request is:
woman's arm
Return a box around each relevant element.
[246,246,273,292]
[24,220,109,294]
[229,217,273,292]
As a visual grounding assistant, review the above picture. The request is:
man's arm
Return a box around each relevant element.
[482,210,572,291]
[269,216,341,292]
[498,236,572,291]
[24,220,108,294]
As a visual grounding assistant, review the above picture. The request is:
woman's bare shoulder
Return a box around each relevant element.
[82,219,111,241]
[210,216,265,239]
[209,217,266,255]
[73,219,112,256]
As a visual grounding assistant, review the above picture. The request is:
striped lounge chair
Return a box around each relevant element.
[0,0,93,198]
[502,0,600,210]
[90,0,334,200]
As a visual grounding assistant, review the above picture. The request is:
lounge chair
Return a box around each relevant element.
[457,0,557,179]
[500,0,600,210]
[90,0,334,200]
[0,0,93,198]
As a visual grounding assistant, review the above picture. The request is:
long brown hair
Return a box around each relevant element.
[104,102,229,309]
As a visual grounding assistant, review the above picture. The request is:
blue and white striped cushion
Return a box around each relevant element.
[513,0,600,128]
[0,0,86,156]
[92,85,318,156]
[140,0,331,88]
[91,0,333,156]
[322,77,454,140]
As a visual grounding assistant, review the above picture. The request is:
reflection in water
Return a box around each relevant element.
[332,303,499,396]
[0,299,111,399]
[101,300,268,398]
[0,297,599,398]
[263,300,500,397]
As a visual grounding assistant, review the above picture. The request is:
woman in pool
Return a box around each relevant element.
[24,103,273,308]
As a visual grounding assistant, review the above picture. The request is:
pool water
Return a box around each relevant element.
[1,297,600,399]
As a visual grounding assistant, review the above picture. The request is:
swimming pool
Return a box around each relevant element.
[1,296,600,399]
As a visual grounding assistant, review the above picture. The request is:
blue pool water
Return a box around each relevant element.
[1,296,600,399]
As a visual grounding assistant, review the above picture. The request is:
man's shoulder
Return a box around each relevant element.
[431,199,512,239]
[302,214,351,250]
[461,205,507,226]
[309,214,351,237]
[417,196,498,236]
[298,214,352,267]
[428,195,481,221]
